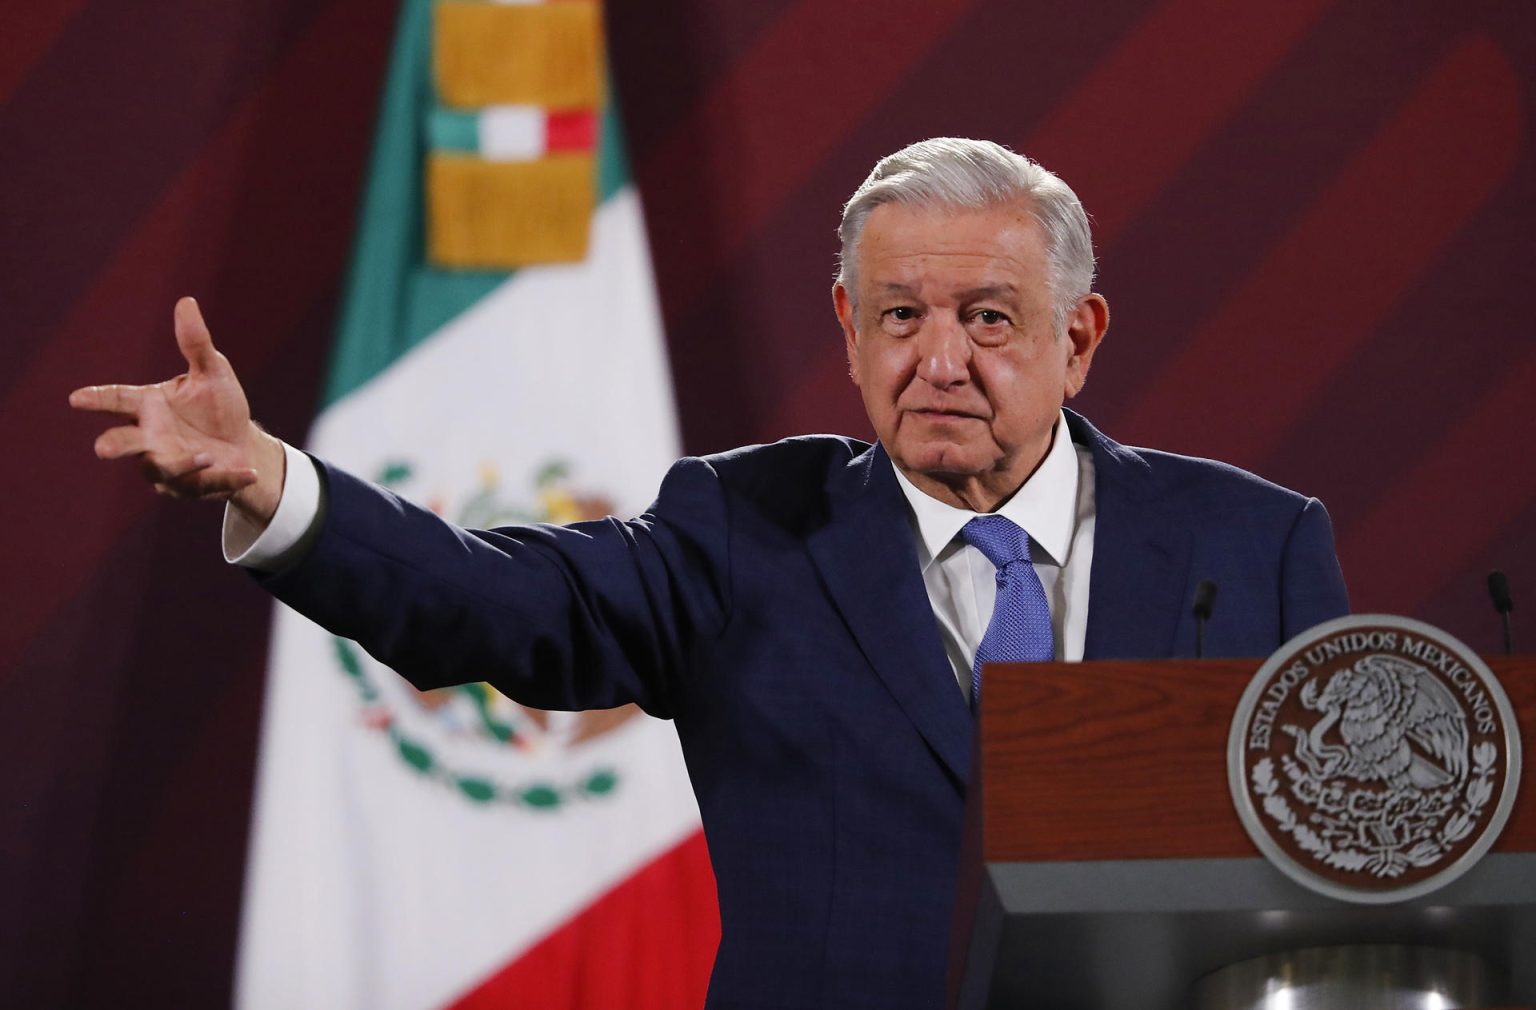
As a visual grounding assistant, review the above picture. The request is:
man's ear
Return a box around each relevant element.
[1062,293,1109,398]
[833,282,861,385]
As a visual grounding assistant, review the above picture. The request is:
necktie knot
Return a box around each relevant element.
[960,515,1032,573]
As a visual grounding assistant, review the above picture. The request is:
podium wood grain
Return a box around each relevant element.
[979,656,1536,862]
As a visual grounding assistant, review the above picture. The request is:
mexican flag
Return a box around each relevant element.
[235,2,718,1007]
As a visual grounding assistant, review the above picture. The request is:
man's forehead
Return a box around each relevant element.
[856,204,1047,294]
[859,201,1046,262]
[871,279,1025,302]
[865,197,1040,230]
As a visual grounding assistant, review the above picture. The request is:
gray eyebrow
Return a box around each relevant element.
[870,283,1022,300]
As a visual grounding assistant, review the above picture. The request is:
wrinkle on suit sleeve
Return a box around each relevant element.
[1279,497,1351,639]
[256,455,733,720]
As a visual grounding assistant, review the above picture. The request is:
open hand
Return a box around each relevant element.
[69,297,285,521]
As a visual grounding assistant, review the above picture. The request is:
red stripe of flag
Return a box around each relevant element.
[446,830,719,1010]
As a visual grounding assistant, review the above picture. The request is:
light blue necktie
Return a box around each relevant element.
[960,515,1055,706]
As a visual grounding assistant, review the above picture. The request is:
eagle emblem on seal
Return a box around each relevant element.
[1285,654,1467,792]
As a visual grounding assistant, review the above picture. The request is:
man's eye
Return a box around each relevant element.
[886,307,917,321]
[973,309,1009,326]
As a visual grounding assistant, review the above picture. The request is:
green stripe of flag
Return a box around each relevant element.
[324,0,633,408]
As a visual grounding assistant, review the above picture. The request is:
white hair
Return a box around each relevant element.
[837,138,1096,334]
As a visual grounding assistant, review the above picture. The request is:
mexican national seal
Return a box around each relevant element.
[1229,614,1521,903]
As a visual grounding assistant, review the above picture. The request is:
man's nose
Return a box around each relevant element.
[915,315,970,387]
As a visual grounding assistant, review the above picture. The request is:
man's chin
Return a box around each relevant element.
[890,441,990,481]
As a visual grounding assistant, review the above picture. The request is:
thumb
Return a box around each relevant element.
[173,296,222,375]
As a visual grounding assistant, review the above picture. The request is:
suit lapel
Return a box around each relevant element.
[807,444,972,788]
[1068,411,1193,660]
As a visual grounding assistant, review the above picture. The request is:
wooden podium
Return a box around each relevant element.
[947,657,1536,1010]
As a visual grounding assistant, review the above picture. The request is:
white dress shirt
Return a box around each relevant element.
[891,413,1096,699]
[226,416,1097,700]
[223,440,322,569]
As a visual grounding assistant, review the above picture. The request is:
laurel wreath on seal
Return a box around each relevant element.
[333,637,619,811]
[1251,741,1497,878]
[319,458,624,812]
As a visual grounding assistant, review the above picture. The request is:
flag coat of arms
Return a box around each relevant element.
[235,2,718,1006]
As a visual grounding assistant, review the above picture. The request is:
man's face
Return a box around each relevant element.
[834,200,1107,511]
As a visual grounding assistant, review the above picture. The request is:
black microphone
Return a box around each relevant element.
[1192,579,1218,659]
[1487,570,1514,656]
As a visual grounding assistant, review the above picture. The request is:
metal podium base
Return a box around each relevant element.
[1190,945,1503,1010]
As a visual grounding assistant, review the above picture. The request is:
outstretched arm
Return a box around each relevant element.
[69,297,286,526]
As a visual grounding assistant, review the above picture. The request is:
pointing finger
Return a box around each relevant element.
[173,296,222,376]
[94,425,149,460]
[153,467,259,500]
[192,467,260,496]
[140,451,216,483]
[69,384,146,416]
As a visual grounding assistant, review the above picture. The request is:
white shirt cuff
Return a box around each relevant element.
[223,440,322,570]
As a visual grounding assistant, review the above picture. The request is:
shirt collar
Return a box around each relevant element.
[891,411,1079,571]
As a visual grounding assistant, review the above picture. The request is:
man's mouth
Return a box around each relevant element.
[909,407,981,421]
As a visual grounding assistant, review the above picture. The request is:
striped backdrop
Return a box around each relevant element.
[12,0,1536,1005]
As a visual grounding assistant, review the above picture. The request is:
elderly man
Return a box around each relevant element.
[73,138,1348,1010]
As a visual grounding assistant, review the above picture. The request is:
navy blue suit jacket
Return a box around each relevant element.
[260,410,1348,1009]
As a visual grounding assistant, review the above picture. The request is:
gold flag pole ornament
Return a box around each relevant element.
[428,0,604,269]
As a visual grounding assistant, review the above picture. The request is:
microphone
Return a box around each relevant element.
[1192,579,1218,659]
[1487,570,1514,656]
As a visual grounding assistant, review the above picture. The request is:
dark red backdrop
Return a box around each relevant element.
[7,1,1534,1005]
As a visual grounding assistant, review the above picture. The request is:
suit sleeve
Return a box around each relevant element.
[255,455,733,719]
[1279,496,1350,639]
